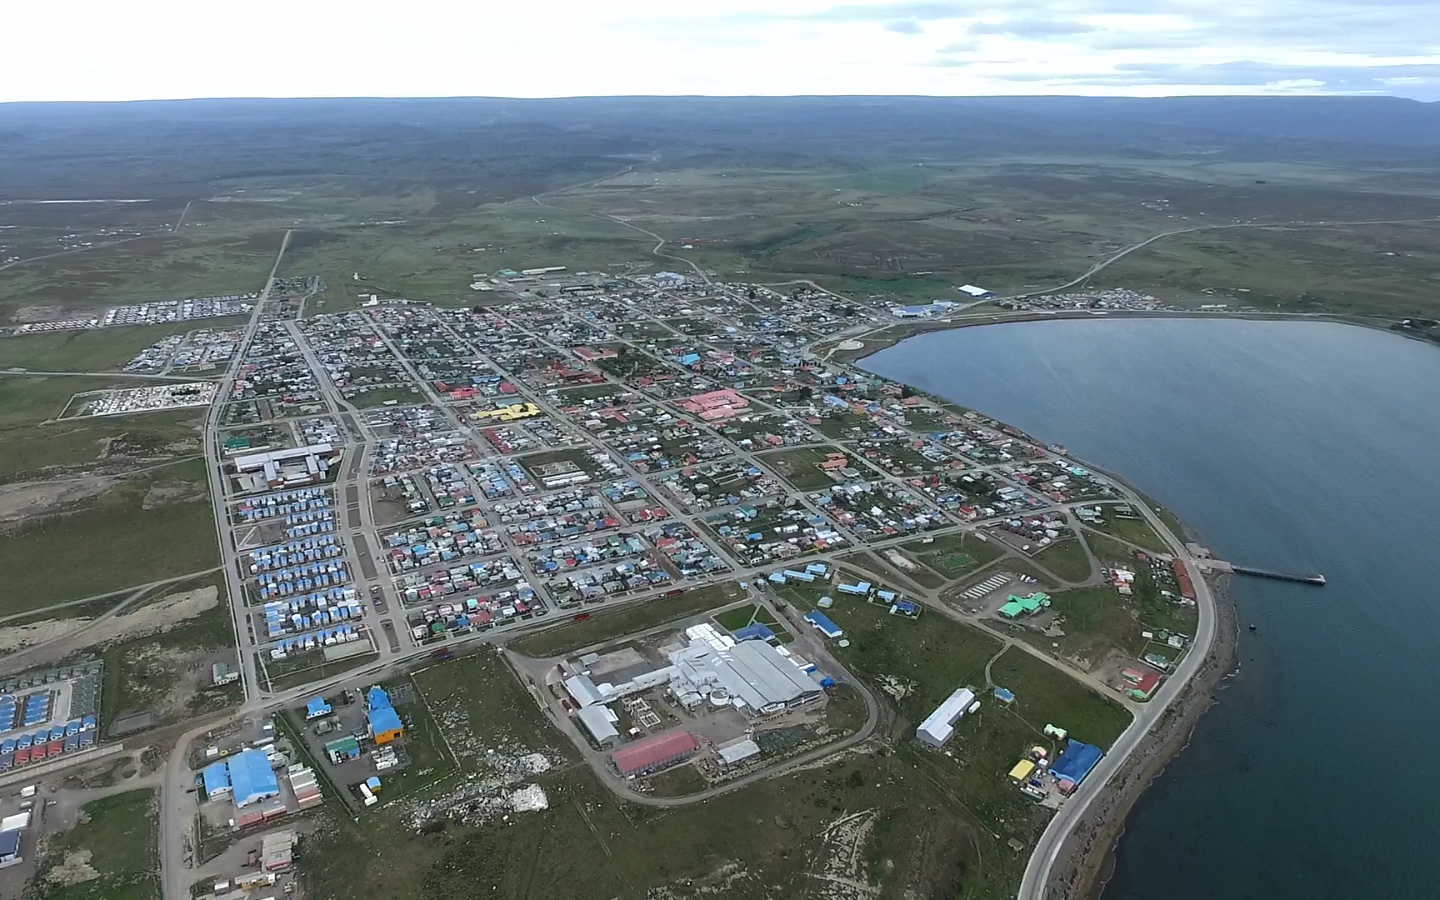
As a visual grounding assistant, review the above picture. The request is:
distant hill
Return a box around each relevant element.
[2,96,1438,199]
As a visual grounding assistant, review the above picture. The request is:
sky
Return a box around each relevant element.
[3,0,1438,102]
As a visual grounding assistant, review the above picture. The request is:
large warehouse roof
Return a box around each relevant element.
[612,731,699,775]
[670,639,821,714]
[229,748,280,807]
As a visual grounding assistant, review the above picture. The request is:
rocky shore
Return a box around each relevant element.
[1040,571,1240,900]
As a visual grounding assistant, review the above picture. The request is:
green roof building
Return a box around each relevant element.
[998,592,1051,619]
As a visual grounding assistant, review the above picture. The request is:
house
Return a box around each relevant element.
[304,697,332,720]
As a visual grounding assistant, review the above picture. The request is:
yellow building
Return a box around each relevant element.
[1009,759,1036,781]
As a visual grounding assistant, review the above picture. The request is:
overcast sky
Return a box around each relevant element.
[3,0,1438,102]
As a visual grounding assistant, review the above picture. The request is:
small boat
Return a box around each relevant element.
[1248,624,1258,632]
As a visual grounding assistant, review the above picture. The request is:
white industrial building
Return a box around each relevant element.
[716,736,762,768]
[958,284,996,299]
[561,623,824,721]
[667,625,823,717]
[233,443,340,492]
[576,705,620,748]
[917,686,978,747]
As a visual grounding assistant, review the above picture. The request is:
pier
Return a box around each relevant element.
[1230,565,1326,586]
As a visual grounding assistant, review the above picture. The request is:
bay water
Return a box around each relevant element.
[860,319,1440,900]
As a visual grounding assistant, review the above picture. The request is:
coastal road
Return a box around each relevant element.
[1017,493,1218,900]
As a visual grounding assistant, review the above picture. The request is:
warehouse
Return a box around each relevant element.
[366,686,404,745]
[228,748,281,808]
[917,686,977,748]
[201,760,232,800]
[803,610,844,639]
[612,731,699,776]
[716,736,761,769]
[576,705,620,749]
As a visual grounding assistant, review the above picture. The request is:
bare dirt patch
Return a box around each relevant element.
[0,475,117,525]
[44,849,101,886]
[0,584,219,653]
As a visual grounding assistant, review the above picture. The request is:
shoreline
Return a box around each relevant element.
[847,329,1240,900]
[828,307,1421,365]
[1044,565,1239,900]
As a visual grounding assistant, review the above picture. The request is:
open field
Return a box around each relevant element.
[0,461,217,616]
[0,376,204,481]
[1087,515,1168,554]
[1033,538,1095,583]
[0,319,246,372]
[99,572,241,736]
[29,789,159,900]
[508,582,745,658]
[1018,586,1146,667]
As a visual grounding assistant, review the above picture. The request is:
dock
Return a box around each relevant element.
[1230,565,1326,586]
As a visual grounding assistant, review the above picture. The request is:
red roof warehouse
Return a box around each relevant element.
[612,731,700,776]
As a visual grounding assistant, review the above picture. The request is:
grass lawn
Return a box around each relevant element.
[757,447,843,492]
[347,385,424,409]
[711,603,793,641]
[0,319,247,372]
[1032,538,1095,583]
[413,649,568,757]
[986,647,1132,750]
[775,581,1001,725]
[0,472,218,616]
[261,651,381,692]
[1085,532,1144,566]
[1026,586,1145,665]
[31,789,159,900]
[1090,514,1169,553]
[508,582,745,658]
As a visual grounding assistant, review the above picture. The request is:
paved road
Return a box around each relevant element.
[1016,490,1218,900]
[0,369,220,381]
[199,230,291,705]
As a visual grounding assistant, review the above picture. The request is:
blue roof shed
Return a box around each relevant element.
[201,760,230,798]
[804,611,844,639]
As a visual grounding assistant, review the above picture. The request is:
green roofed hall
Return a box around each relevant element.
[998,592,1051,619]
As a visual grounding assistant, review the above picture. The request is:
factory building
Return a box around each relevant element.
[916,687,978,748]
[668,627,823,717]
[612,731,700,776]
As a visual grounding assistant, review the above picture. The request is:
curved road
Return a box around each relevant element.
[1017,488,1218,900]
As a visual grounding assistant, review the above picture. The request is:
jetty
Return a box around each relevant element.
[1186,546,1325,585]
[1230,566,1326,586]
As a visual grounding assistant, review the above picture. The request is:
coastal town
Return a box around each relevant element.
[0,261,1219,900]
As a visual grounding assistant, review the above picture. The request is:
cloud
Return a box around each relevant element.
[988,60,1440,99]
[970,17,1097,37]
[885,19,925,34]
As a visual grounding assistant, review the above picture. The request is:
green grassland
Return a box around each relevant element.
[1032,539,1095,583]
[30,789,160,900]
[0,318,245,372]
[0,376,204,481]
[508,582,746,658]
[1086,515,1168,554]
[0,460,218,615]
